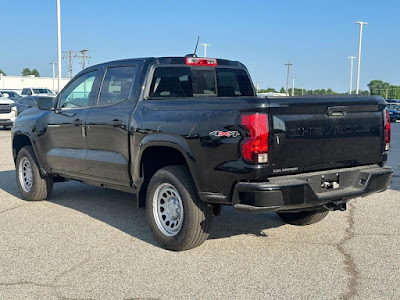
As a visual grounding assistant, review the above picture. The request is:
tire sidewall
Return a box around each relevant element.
[16,146,45,200]
[146,167,197,250]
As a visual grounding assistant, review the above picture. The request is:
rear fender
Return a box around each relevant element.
[134,134,199,194]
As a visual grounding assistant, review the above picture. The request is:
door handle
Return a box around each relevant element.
[72,119,83,126]
[110,119,123,126]
[326,106,349,117]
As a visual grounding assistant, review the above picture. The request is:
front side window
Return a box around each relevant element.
[28,98,36,107]
[98,66,137,106]
[18,98,28,105]
[59,70,98,108]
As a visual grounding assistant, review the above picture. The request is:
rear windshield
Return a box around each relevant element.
[148,66,254,99]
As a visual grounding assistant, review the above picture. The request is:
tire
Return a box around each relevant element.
[276,208,329,226]
[16,146,53,201]
[146,165,213,251]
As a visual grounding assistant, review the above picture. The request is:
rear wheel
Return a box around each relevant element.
[146,165,213,251]
[16,146,53,200]
[277,208,329,226]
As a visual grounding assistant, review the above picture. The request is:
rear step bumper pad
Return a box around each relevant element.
[232,165,393,213]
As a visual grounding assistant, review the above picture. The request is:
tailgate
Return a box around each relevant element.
[267,95,386,175]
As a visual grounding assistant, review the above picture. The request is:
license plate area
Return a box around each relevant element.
[321,173,340,189]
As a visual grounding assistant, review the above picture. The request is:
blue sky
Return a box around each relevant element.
[1,0,399,92]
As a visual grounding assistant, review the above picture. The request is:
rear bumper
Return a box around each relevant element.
[232,165,392,213]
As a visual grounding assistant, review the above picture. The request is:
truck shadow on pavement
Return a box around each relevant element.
[0,171,284,246]
[0,170,20,197]
[48,181,285,246]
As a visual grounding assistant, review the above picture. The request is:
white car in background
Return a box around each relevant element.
[21,87,55,97]
[0,92,18,129]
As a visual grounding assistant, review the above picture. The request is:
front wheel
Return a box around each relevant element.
[276,208,329,226]
[146,166,213,251]
[16,146,53,201]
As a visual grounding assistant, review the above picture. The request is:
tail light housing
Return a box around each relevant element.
[185,57,217,66]
[240,113,269,164]
[385,109,391,151]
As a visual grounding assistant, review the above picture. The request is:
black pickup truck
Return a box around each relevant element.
[11,56,392,250]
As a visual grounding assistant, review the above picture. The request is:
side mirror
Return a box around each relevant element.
[37,98,54,111]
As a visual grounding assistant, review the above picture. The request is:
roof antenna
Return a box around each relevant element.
[186,36,200,57]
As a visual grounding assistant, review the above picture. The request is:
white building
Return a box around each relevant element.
[0,74,70,94]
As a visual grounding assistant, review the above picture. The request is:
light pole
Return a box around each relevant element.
[200,43,211,57]
[56,0,62,93]
[348,56,356,94]
[285,61,293,96]
[291,77,295,96]
[355,21,368,94]
[49,62,56,93]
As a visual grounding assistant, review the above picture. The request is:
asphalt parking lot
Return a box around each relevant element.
[0,124,399,300]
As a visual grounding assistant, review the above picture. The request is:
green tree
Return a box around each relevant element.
[22,68,32,76]
[326,88,336,95]
[0,69,6,76]
[31,69,40,77]
[22,68,40,77]
[258,87,278,93]
[367,80,390,96]
[279,87,285,93]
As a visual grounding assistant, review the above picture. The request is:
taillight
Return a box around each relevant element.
[385,109,391,151]
[185,57,217,66]
[241,113,269,164]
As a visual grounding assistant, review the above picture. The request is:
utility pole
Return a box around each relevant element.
[200,43,211,57]
[291,77,295,96]
[62,49,91,78]
[79,49,91,69]
[355,21,368,94]
[348,56,356,94]
[49,63,56,93]
[63,50,77,78]
[285,62,293,96]
[301,84,304,95]
[56,0,62,92]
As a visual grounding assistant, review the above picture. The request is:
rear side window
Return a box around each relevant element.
[98,66,137,106]
[148,66,254,99]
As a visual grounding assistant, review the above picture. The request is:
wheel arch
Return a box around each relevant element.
[136,136,199,208]
[13,134,34,164]
[12,132,49,177]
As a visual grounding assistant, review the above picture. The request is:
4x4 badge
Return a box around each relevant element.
[209,130,240,138]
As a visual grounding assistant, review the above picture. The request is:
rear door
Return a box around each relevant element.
[84,63,139,185]
[267,96,386,175]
